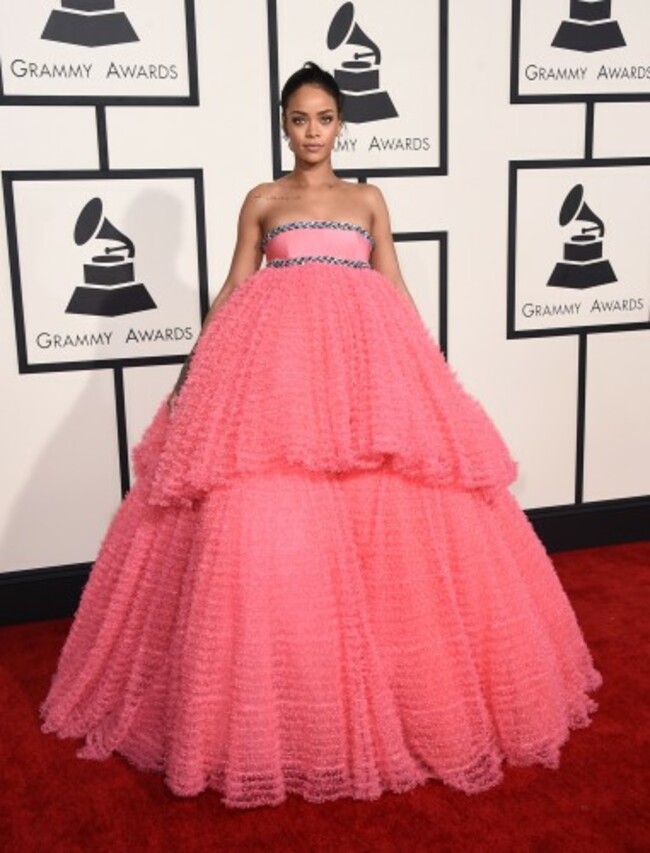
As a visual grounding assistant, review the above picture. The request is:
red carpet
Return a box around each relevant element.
[1,541,648,852]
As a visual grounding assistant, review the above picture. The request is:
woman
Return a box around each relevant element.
[41,62,601,809]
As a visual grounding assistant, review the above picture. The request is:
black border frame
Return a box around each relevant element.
[0,0,199,106]
[3,167,210,373]
[507,157,650,340]
[394,230,448,355]
[511,0,650,105]
[267,0,449,178]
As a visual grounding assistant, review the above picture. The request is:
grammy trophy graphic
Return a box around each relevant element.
[552,0,625,53]
[42,0,139,48]
[66,197,156,317]
[547,184,617,290]
[327,2,398,123]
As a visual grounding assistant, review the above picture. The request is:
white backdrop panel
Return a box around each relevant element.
[396,241,441,345]
[516,0,650,99]
[1,0,649,577]
[0,0,192,99]
[584,332,650,501]
[274,0,442,173]
[0,369,122,572]
[124,363,179,485]
[0,107,98,170]
[596,103,650,157]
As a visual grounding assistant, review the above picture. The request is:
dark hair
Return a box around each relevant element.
[280,61,344,117]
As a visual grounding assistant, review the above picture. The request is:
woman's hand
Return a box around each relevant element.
[167,347,195,412]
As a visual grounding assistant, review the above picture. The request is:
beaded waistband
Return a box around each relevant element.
[266,256,371,269]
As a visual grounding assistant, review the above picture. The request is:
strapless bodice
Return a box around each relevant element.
[262,220,374,268]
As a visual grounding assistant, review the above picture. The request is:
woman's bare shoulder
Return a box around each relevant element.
[336,181,387,230]
[360,181,386,206]
[339,180,385,208]
[245,177,300,203]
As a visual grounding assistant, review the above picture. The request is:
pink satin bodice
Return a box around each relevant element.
[262,221,374,266]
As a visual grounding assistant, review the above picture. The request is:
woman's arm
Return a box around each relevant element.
[366,184,419,312]
[168,188,266,407]
[199,187,266,329]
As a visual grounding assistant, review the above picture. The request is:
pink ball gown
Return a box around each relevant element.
[40,220,601,808]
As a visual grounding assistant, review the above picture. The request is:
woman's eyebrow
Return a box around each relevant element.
[288,109,334,115]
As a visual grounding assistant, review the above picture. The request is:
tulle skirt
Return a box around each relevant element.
[41,262,601,808]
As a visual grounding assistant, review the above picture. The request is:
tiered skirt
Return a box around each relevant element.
[41,263,601,808]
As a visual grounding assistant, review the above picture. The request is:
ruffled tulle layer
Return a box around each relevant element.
[41,262,600,807]
[136,264,517,507]
[41,462,600,809]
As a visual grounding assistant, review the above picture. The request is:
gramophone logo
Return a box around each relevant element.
[547,184,617,289]
[552,0,625,53]
[41,0,139,48]
[66,197,156,317]
[327,2,398,123]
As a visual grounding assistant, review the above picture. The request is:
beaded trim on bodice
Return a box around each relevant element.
[266,256,371,269]
[261,219,375,250]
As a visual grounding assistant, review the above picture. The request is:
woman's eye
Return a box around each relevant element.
[321,116,333,124]
[292,117,304,125]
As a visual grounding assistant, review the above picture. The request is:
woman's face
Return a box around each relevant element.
[282,84,342,165]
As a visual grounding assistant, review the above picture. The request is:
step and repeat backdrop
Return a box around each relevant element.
[0,0,648,587]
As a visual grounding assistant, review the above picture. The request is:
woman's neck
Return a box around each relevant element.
[288,160,340,191]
